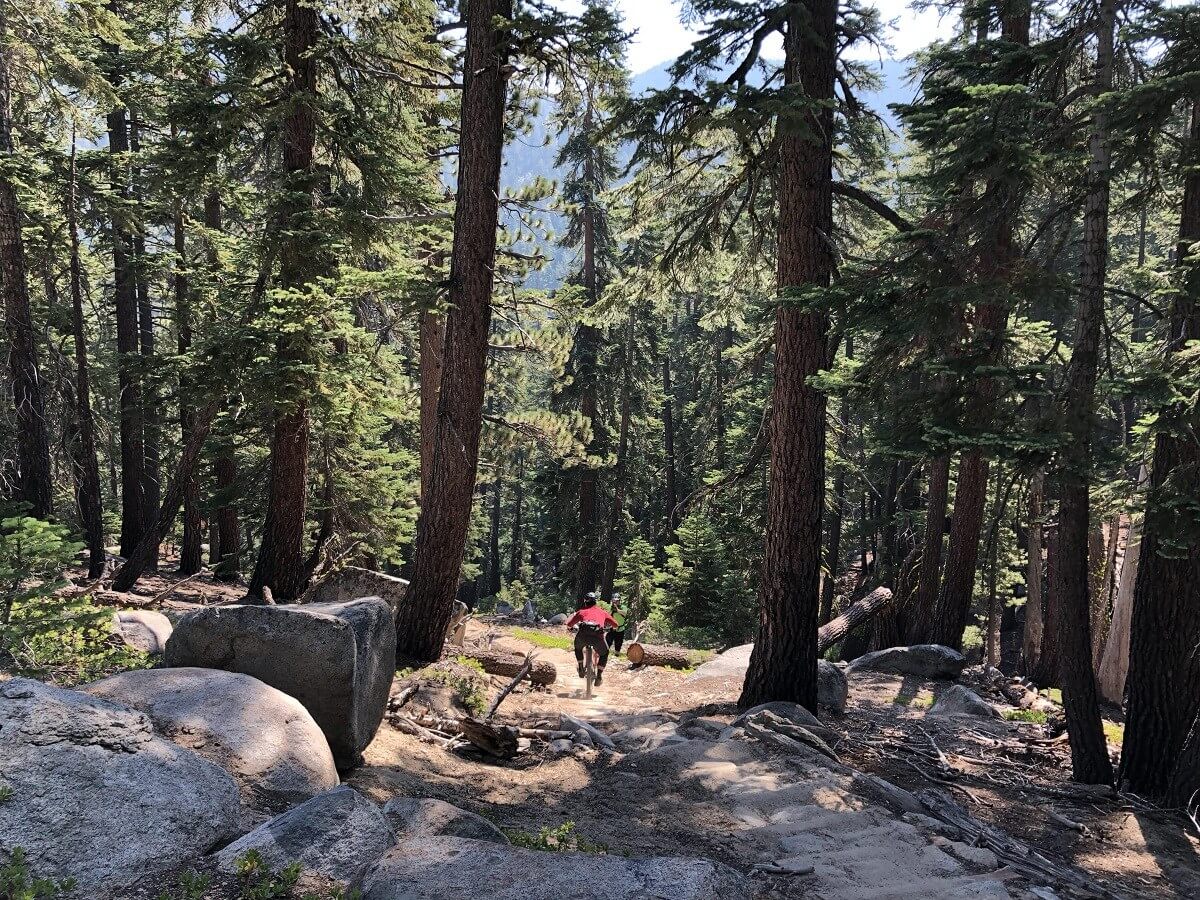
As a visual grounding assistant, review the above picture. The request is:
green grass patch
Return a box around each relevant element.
[509,628,574,651]
[1003,708,1047,724]
[894,693,933,709]
[1103,720,1125,745]
[1040,688,1063,704]
[502,822,608,854]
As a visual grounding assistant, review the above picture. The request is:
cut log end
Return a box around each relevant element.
[626,642,693,669]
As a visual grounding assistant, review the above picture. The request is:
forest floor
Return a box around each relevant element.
[95,572,1200,899]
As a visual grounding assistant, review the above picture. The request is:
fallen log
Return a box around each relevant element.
[458,717,520,758]
[625,642,692,669]
[456,647,557,685]
[818,586,894,652]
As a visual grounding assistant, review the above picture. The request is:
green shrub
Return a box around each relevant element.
[424,660,488,717]
[502,822,607,854]
[232,850,359,900]
[1002,708,1047,723]
[0,509,149,685]
[0,847,76,900]
[156,870,210,900]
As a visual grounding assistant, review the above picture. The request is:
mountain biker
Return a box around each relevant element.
[564,594,618,686]
[600,592,628,656]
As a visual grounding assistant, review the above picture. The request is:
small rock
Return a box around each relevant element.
[776,857,815,875]
[929,684,1001,719]
[548,613,568,625]
[494,601,514,616]
[846,644,968,679]
[216,787,395,885]
[818,660,848,713]
[572,728,594,747]
[112,609,173,654]
[547,738,574,754]
[382,797,507,844]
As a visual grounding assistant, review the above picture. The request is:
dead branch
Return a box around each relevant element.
[486,651,535,719]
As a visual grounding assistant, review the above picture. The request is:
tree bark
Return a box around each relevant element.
[1119,96,1200,800]
[487,468,502,597]
[931,454,990,649]
[457,647,556,685]
[1021,470,1045,675]
[509,450,524,580]
[626,642,692,669]
[1097,466,1146,703]
[129,116,160,572]
[105,57,146,558]
[0,17,51,519]
[601,313,634,600]
[248,0,323,601]
[66,138,105,576]
[418,308,444,504]
[396,0,510,661]
[1049,0,1117,784]
[906,455,950,643]
[662,343,678,536]
[174,166,202,576]
[738,0,835,713]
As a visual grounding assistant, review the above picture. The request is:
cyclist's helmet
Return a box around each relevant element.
[583,591,599,607]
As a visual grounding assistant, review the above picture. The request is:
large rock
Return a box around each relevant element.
[308,566,409,613]
[686,642,753,681]
[165,598,396,769]
[846,644,967,680]
[360,837,751,900]
[929,684,1000,719]
[216,787,396,885]
[382,798,508,844]
[0,678,240,896]
[112,608,173,654]
[85,667,339,813]
[547,612,568,625]
[819,660,848,712]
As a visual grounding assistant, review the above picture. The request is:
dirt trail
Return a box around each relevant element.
[349,620,1200,899]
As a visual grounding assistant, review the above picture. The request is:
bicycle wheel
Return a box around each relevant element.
[584,646,595,699]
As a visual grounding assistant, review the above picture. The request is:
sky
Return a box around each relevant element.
[555,0,960,75]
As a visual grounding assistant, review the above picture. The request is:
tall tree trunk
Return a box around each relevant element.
[248,0,323,601]
[933,6,1031,650]
[66,138,105,576]
[396,0,510,660]
[1049,0,1116,784]
[509,449,524,580]
[106,65,146,557]
[419,308,444,504]
[602,313,634,600]
[1021,470,1045,675]
[1097,465,1146,703]
[906,455,950,643]
[129,116,159,571]
[931,455,990,648]
[487,468,502,597]
[662,344,678,537]
[203,192,239,582]
[738,0,835,712]
[0,16,51,518]
[1119,96,1200,800]
[174,167,202,575]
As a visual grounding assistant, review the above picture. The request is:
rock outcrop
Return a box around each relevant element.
[307,566,409,613]
[216,786,395,885]
[0,679,240,896]
[929,684,1001,720]
[847,644,968,680]
[165,598,396,769]
[382,797,508,844]
[85,667,339,813]
[360,837,751,899]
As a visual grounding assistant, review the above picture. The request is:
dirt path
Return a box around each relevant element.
[348,621,1200,899]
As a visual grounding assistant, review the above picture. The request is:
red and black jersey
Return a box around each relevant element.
[565,606,618,630]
